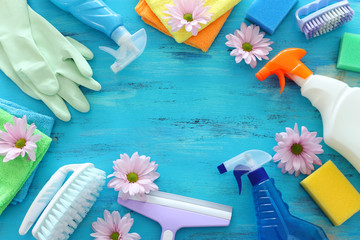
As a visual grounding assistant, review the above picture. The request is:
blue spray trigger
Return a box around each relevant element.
[233,165,251,195]
[217,150,272,195]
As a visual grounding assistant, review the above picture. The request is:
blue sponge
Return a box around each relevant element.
[246,0,298,35]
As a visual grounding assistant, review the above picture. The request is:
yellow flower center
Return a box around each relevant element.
[291,143,303,155]
[127,172,139,183]
[242,43,253,52]
[110,232,120,240]
[15,139,26,148]
[184,13,193,22]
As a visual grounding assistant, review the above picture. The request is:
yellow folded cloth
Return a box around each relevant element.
[145,0,241,43]
[136,0,232,52]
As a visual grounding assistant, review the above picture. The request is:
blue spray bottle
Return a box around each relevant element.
[49,0,147,73]
[218,150,328,240]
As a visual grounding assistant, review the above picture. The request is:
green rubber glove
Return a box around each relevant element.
[0,0,58,95]
[0,37,94,122]
[0,0,101,97]
[0,1,101,121]
[27,6,101,93]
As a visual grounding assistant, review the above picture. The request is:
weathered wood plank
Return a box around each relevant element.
[0,0,359,239]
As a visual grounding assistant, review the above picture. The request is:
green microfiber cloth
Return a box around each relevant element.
[337,33,360,73]
[0,108,52,215]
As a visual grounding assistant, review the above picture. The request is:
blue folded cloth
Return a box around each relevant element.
[0,99,54,205]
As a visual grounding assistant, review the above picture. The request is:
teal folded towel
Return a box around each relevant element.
[0,99,54,206]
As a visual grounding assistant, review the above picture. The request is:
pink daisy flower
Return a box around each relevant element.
[107,152,160,200]
[91,210,141,240]
[0,116,42,162]
[163,0,213,36]
[273,123,324,177]
[225,22,273,68]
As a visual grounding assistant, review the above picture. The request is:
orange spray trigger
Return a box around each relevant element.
[255,48,313,94]
[275,70,286,94]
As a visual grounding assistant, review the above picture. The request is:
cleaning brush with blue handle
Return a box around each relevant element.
[19,163,106,240]
[296,0,354,39]
[49,0,147,73]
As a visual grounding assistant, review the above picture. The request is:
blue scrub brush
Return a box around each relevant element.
[296,0,354,39]
[19,163,106,240]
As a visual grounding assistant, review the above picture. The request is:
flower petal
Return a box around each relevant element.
[3,148,21,162]
[0,131,16,143]
[0,142,13,154]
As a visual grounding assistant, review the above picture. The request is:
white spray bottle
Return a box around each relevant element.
[256,48,360,173]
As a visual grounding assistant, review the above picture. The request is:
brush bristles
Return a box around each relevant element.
[303,5,354,39]
[35,167,106,240]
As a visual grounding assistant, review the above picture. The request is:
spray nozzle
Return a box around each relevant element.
[255,48,313,93]
[100,26,147,73]
[217,150,272,194]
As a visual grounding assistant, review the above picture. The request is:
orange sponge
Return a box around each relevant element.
[301,160,360,226]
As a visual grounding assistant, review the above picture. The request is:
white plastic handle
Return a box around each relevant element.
[161,230,175,240]
[19,164,84,235]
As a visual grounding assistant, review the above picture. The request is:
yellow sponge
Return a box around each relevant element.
[301,160,360,226]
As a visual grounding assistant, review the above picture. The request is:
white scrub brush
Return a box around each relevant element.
[19,163,106,240]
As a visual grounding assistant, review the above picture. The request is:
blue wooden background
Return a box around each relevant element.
[0,0,360,239]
